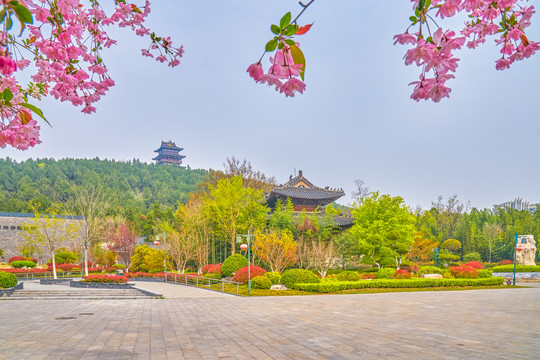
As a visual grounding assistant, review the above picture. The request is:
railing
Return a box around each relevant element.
[13,271,84,280]
[163,273,242,296]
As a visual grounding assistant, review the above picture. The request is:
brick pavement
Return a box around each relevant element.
[0,285,538,360]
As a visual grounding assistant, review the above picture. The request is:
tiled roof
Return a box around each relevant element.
[268,170,344,203]
[291,212,354,229]
[154,140,183,152]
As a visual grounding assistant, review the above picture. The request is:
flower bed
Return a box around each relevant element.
[0,268,49,273]
[291,277,505,293]
[82,274,129,283]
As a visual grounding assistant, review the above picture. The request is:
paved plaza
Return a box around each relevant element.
[0,283,538,360]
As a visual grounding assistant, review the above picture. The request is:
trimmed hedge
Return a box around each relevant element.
[10,260,37,268]
[205,272,222,280]
[418,266,445,275]
[265,272,281,284]
[0,271,18,288]
[291,277,505,293]
[491,265,540,273]
[222,255,248,276]
[377,268,396,279]
[281,269,320,288]
[337,271,362,281]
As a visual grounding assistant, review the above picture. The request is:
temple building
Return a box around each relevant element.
[153,140,185,167]
[266,170,354,229]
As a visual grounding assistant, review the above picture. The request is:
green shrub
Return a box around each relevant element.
[54,251,77,264]
[291,277,505,293]
[10,260,36,268]
[204,272,222,280]
[463,252,482,262]
[265,272,281,284]
[376,268,396,279]
[112,264,126,269]
[0,271,18,288]
[221,254,248,276]
[491,265,540,273]
[362,267,379,273]
[281,269,320,288]
[418,266,444,275]
[337,271,361,282]
[251,275,273,289]
[477,269,492,278]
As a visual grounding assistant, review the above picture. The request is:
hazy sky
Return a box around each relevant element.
[2,1,539,210]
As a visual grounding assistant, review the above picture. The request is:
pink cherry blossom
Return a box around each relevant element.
[247,62,264,82]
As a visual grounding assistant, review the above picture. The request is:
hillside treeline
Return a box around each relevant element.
[0,158,207,214]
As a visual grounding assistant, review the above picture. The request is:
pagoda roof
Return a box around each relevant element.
[152,153,186,161]
[266,170,345,205]
[154,140,183,152]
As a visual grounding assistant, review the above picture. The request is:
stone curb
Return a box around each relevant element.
[0,281,23,297]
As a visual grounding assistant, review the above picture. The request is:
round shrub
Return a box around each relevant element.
[418,266,444,275]
[337,271,361,282]
[281,269,320,288]
[465,261,483,270]
[112,264,126,269]
[251,275,273,289]
[222,255,248,276]
[361,273,376,280]
[265,272,281,284]
[204,272,222,280]
[207,263,222,275]
[201,264,213,274]
[10,260,36,269]
[449,265,478,279]
[376,268,396,279]
[394,269,412,279]
[232,265,266,284]
[477,269,492,278]
[463,252,482,262]
[58,264,81,271]
[499,259,513,265]
[0,271,18,288]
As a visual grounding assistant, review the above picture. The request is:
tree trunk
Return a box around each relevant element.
[51,251,57,280]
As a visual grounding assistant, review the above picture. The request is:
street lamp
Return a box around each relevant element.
[155,232,167,281]
[236,230,252,293]
[513,232,518,286]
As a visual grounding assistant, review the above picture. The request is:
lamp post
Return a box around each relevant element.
[236,230,252,293]
[513,232,518,286]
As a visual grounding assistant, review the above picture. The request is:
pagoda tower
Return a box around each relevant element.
[153,140,185,166]
[266,170,353,228]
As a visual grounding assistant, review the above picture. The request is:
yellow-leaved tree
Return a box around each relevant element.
[253,230,297,274]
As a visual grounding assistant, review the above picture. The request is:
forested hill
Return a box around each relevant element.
[0,158,207,214]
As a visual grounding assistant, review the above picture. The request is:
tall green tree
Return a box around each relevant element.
[351,192,416,269]
[205,176,268,255]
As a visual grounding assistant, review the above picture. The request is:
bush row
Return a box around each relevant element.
[291,277,505,293]
[491,265,540,273]
[82,275,129,283]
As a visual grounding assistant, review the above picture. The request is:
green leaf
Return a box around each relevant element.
[286,25,298,37]
[20,103,50,126]
[425,0,431,9]
[2,88,13,102]
[278,41,284,50]
[285,39,296,46]
[290,44,306,81]
[270,24,280,35]
[418,0,425,11]
[13,4,33,24]
[6,13,13,30]
[0,9,6,23]
[265,39,278,52]
[409,16,417,22]
[279,12,291,30]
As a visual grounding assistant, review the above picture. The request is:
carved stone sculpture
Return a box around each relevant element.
[516,235,537,266]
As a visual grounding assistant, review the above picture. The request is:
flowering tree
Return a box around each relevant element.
[394,0,538,102]
[253,230,297,274]
[106,219,138,268]
[0,0,182,150]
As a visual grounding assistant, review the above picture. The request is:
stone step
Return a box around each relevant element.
[9,288,154,299]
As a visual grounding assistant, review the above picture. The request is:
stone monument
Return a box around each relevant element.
[516,235,537,266]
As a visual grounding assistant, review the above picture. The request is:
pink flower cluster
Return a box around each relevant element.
[247,45,306,97]
[396,0,537,102]
[0,1,183,150]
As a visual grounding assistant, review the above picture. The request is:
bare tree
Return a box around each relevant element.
[350,179,371,206]
[167,230,194,273]
[482,223,502,264]
[63,186,110,276]
[309,240,335,278]
[223,156,276,191]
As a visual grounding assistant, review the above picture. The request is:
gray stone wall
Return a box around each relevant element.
[0,214,83,264]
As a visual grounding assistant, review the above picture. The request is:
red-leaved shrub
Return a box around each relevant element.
[465,261,483,269]
[402,264,419,273]
[232,265,266,284]
[1,268,48,273]
[394,269,412,279]
[449,265,478,279]
[499,259,513,265]
[207,263,222,274]
[82,274,129,283]
[58,264,81,271]
[361,273,376,280]
[201,264,213,274]
[8,256,25,264]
